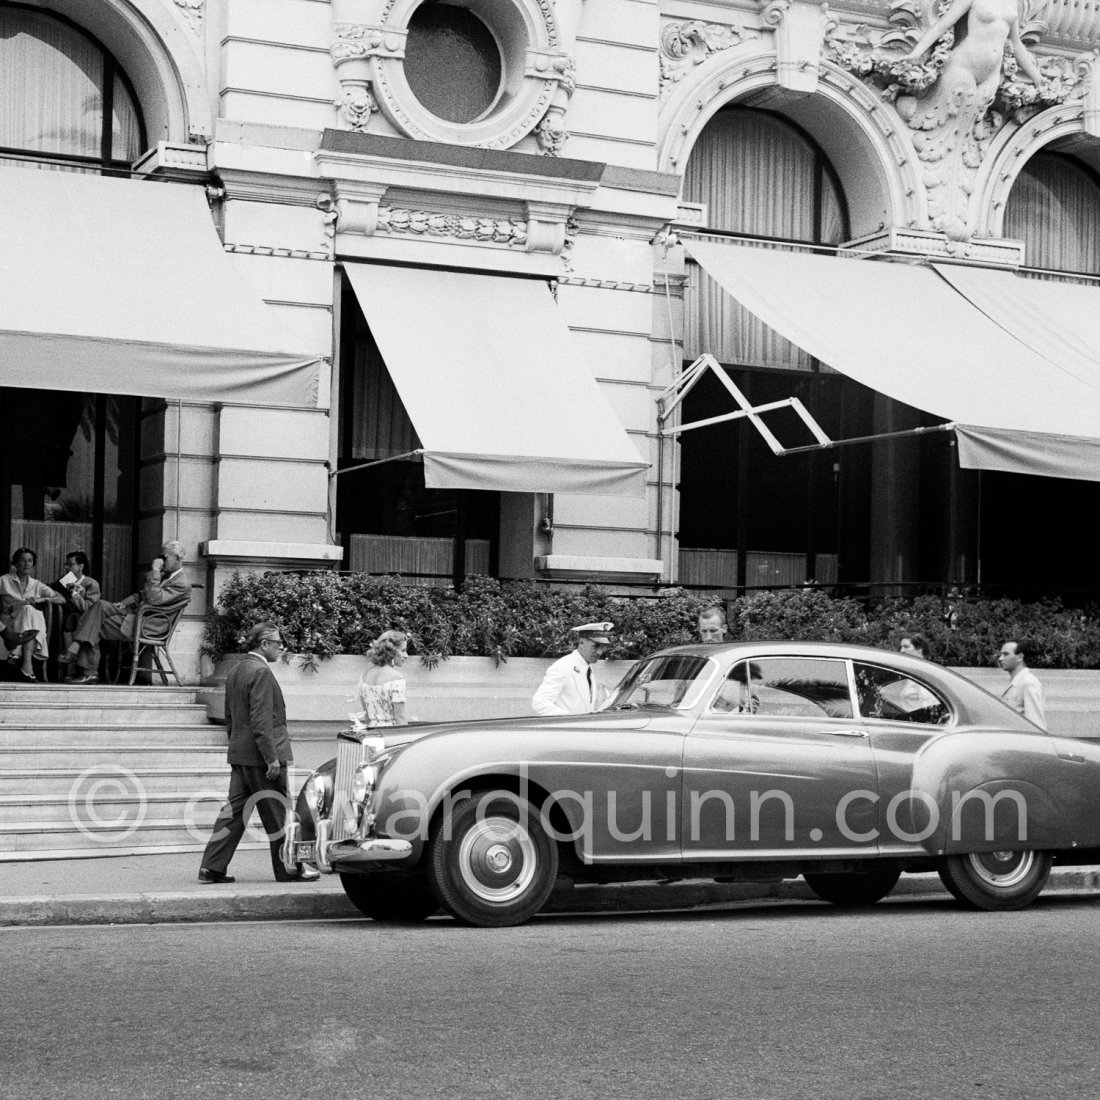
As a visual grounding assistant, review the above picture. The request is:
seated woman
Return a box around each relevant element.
[0,547,65,682]
[354,630,409,727]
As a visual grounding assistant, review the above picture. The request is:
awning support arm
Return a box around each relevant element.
[656,353,956,457]
[656,354,831,455]
[328,449,425,480]
[776,422,956,456]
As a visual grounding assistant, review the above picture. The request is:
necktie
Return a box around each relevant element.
[586,665,593,702]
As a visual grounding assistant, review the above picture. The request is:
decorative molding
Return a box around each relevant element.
[556,276,656,293]
[659,20,760,96]
[376,207,529,247]
[319,182,579,259]
[844,226,1026,266]
[132,141,208,177]
[221,243,334,263]
[173,0,203,35]
[317,194,339,258]
[334,85,377,132]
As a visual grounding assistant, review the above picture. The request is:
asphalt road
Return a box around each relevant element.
[2,894,1098,1100]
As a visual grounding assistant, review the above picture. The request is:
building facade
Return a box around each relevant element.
[3,0,1100,680]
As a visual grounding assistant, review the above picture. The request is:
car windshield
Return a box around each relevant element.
[611,654,713,709]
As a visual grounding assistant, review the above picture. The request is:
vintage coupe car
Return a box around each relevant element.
[283,641,1100,927]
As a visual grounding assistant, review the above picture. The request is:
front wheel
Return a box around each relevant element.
[937,850,1052,911]
[339,872,440,923]
[426,790,558,927]
[803,867,901,907]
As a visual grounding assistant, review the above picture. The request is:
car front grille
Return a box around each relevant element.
[329,732,365,843]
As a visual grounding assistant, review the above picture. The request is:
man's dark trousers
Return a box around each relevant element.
[200,763,289,877]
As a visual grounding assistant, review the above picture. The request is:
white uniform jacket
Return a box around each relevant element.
[531,650,609,716]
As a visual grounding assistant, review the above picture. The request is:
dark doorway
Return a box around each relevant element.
[0,387,140,597]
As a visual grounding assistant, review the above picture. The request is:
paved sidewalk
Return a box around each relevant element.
[1,852,1098,927]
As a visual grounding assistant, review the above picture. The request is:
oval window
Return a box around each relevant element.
[403,3,502,125]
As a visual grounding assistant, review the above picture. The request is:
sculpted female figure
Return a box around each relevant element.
[903,0,1043,104]
[897,0,1044,238]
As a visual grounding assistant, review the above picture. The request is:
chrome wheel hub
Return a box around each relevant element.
[457,814,537,903]
[967,849,1034,888]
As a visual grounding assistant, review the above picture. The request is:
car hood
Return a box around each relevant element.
[377,709,655,750]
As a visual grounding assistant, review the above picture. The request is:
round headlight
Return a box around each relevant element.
[302,773,330,815]
[350,763,378,805]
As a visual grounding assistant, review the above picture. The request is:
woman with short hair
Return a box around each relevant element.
[1,548,65,682]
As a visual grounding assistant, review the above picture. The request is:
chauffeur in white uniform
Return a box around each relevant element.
[532,622,615,716]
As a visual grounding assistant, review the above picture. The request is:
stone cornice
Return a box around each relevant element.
[215,168,332,208]
[315,148,602,210]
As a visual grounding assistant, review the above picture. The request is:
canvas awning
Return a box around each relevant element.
[684,240,1100,481]
[342,263,647,495]
[0,165,321,407]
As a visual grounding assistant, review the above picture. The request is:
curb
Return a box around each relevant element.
[3,869,1098,928]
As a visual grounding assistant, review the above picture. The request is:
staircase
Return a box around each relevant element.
[0,682,237,861]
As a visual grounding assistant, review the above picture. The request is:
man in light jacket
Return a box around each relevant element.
[998,638,1047,730]
[532,621,615,716]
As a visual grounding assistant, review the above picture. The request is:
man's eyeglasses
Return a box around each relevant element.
[260,636,285,650]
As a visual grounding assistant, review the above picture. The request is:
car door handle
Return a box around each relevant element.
[832,729,868,738]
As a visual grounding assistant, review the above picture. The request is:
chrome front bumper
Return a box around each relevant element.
[283,816,411,874]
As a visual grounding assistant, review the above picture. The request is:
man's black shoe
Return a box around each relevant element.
[197,868,236,884]
[274,868,321,883]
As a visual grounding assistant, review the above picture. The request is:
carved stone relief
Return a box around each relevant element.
[660,20,761,96]
[827,0,1092,243]
[173,0,203,34]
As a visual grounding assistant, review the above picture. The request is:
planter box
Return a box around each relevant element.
[200,654,635,730]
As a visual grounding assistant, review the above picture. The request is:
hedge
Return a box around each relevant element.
[202,572,1100,669]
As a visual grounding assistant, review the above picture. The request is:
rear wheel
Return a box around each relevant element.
[427,790,558,927]
[937,850,1052,911]
[803,867,901,907]
[339,872,440,923]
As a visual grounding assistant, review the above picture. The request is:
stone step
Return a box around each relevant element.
[0,724,224,746]
[0,684,198,704]
[0,744,230,770]
[0,791,226,826]
[0,704,211,726]
[0,764,313,791]
[0,817,268,855]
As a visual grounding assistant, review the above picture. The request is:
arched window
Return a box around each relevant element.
[0,3,145,172]
[1003,152,1100,275]
[682,108,849,369]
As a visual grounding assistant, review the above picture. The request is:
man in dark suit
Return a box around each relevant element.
[67,539,191,683]
[198,621,318,884]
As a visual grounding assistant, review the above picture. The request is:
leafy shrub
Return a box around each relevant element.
[732,588,870,644]
[202,573,716,665]
[203,572,1100,669]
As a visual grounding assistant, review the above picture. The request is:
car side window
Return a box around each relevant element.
[853,663,951,725]
[710,657,853,719]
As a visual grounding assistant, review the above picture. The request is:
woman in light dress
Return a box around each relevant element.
[1,547,65,682]
[355,630,409,727]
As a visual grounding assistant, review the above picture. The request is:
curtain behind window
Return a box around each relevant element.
[1004,153,1100,276]
[0,7,142,168]
[682,110,847,369]
[348,323,420,462]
